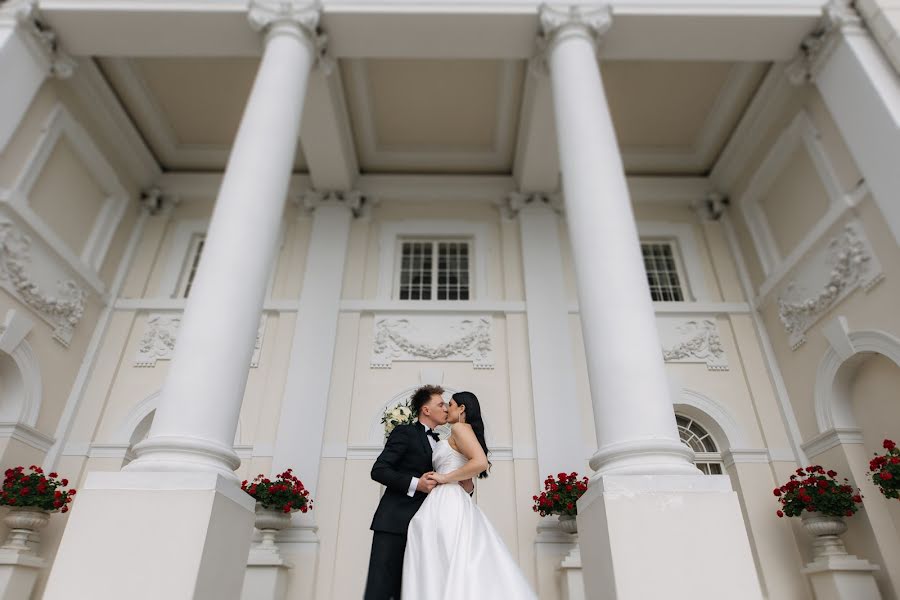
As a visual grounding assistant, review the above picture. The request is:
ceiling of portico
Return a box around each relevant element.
[97,55,767,177]
[97,57,308,172]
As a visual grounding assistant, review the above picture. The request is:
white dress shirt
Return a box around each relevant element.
[407,424,437,497]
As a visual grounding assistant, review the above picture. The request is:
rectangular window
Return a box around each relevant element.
[641,241,685,302]
[177,234,206,299]
[397,239,470,301]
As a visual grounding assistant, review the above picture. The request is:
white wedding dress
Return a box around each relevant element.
[402,439,537,600]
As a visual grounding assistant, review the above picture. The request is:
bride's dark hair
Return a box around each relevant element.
[451,391,491,479]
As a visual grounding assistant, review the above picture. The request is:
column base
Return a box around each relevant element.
[802,555,882,600]
[0,550,43,600]
[43,471,255,600]
[576,474,762,599]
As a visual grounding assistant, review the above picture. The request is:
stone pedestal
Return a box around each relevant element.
[803,555,881,600]
[0,551,43,600]
[241,507,293,600]
[43,472,256,600]
[559,544,585,600]
[577,475,762,600]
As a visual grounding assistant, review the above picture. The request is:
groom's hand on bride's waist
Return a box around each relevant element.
[415,472,438,494]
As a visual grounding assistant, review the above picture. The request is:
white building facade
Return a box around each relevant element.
[1,0,900,598]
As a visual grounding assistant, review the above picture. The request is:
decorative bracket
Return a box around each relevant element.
[785,0,863,85]
[301,189,370,218]
[2,0,76,79]
[503,191,563,218]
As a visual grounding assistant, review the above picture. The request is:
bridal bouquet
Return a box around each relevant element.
[241,469,313,514]
[0,465,76,513]
[773,465,861,518]
[868,439,900,501]
[381,399,416,439]
[532,472,589,517]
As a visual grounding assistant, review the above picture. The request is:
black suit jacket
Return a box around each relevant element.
[370,423,434,535]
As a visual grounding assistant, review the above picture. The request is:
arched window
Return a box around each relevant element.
[676,414,724,475]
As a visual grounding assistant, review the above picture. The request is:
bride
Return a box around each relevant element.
[401,391,537,599]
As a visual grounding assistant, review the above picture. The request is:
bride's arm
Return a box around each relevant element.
[433,423,488,484]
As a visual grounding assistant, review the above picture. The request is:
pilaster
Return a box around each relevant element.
[0,0,75,152]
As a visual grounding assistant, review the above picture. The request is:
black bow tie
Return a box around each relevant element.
[426,429,440,443]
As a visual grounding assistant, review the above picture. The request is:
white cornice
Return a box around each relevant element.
[801,427,864,459]
[152,172,711,206]
[40,1,824,61]
[0,423,55,453]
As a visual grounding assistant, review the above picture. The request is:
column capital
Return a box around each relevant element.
[248,0,333,74]
[691,192,730,223]
[503,191,563,219]
[533,4,611,75]
[139,187,181,217]
[1,0,75,79]
[785,0,863,85]
[301,189,370,217]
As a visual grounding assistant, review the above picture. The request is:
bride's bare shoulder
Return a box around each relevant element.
[450,422,473,434]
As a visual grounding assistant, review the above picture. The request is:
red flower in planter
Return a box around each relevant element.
[869,440,900,501]
[0,466,76,512]
[533,472,589,517]
[241,469,313,514]
[774,466,862,518]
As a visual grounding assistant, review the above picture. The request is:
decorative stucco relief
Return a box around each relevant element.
[0,219,86,346]
[371,315,493,369]
[659,319,728,371]
[135,313,265,367]
[777,221,883,350]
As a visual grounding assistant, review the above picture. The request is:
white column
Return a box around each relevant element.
[508,193,585,478]
[43,4,322,599]
[540,6,762,599]
[797,1,900,246]
[125,1,320,480]
[271,190,356,512]
[0,0,75,152]
[541,5,694,477]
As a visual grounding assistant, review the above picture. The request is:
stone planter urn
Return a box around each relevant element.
[800,511,848,560]
[253,505,292,555]
[558,515,578,534]
[1,506,50,553]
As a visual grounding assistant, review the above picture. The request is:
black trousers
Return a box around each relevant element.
[364,531,407,600]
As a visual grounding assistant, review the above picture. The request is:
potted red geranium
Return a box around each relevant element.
[0,465,76,553]
[532,472,589,534]
[242,469,313,551]
[774,465,862,559]
[868,439,900,501]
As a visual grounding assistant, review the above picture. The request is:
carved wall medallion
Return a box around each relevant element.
[777,221,883,350]
[135,313,266,367]
[371,315,493,369]
[659,318,728,371]
[0,219,86,346]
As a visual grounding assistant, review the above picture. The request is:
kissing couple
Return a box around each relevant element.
[363,385,537,600]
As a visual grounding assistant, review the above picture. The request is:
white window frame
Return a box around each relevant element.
[637,221,709,302]
[378,220,489,301]
[394,237,473,301]
[0,104,130,294]
[676,413,725,475]
[157,219,209,298]
[739,111,859,296]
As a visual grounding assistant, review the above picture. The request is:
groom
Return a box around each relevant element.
[364,385,472,600]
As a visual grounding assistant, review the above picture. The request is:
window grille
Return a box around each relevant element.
[178,234,206,299]
[641,241,686,302]
[676,414,724,475]
[397,239,471,301]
